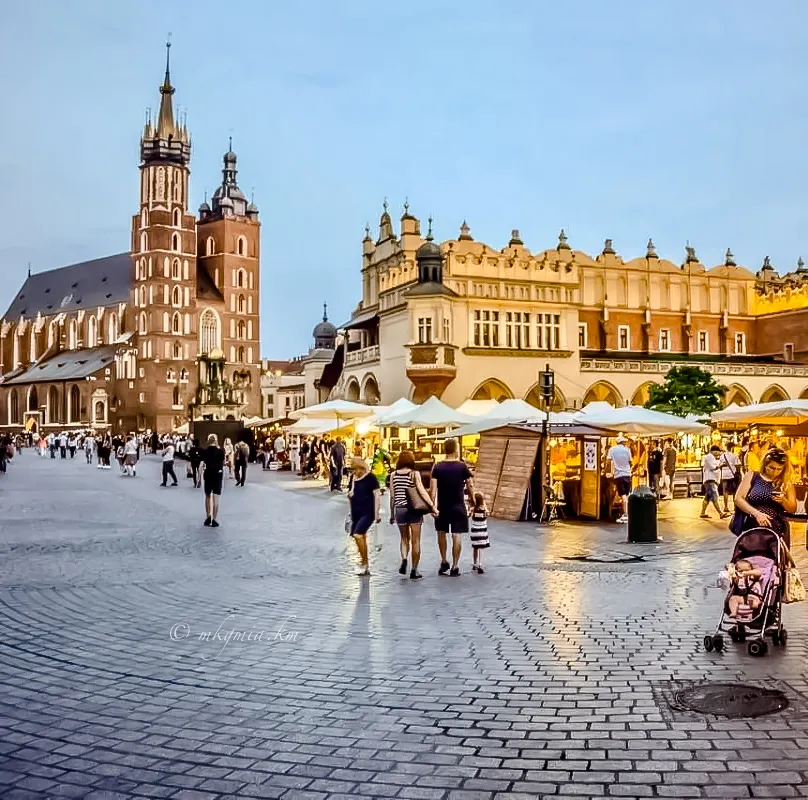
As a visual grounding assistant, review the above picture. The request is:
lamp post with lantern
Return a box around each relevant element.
[539,363,555,520]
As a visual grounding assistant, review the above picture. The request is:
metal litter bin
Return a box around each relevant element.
[627,485,658,543]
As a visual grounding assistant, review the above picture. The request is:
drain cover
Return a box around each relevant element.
[672,682,788,718]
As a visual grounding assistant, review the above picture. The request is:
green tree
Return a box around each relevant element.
[644,365,725,416]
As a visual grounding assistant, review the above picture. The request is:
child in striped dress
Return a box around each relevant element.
[470,492,490,574]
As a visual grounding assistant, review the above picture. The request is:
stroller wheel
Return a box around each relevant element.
[712,634,724,652]
[772,630,781,646]
[703,635,715,652]
[748,639,768,658]
[779,628,788,647]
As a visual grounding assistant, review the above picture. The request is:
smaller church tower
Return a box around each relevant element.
[197,141,261,415]
[131,41,198,432]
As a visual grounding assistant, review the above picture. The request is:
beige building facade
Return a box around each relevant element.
[322,204,808,408]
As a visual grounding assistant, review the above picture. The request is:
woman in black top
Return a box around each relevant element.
[188,439,202,488]
[201,433,225,527]
[347,457,381,576]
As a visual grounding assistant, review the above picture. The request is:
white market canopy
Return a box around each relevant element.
[711,399,808,426]
[373,398,417,425]
[382,396,475,427]
[289,399,377,421]
[455,399,501,417]
[574,405,709,436]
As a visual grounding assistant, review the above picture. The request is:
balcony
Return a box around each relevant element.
[345,344,380,366]
[405,343,457,402]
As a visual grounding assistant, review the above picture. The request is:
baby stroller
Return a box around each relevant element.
[704,527,788,657]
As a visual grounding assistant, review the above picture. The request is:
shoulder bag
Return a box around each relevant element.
[406,472,431,513]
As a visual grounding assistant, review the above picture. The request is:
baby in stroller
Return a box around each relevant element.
[727,559,764,619]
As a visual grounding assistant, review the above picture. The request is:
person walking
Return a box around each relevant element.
[84,435,94,464]
[606,435,633,523]
[201,433,225,527]
[160,439,178,487]
[223,438,234,480]
[122,435,138,477]
[389,450,435,580]
[59,431,68,459]
[188,438,202,488]
[734,446,796,546]
[348,457,381,576]
[431,438,474,577]
[719,444,742,513]
[234,439,250,487]
[469,492,491,574]
[329,437,346,492]
[67,433,77,459]
[700,444,728,519]
[290,437,300,474]
[646,440,662,494]
[662,439,678,498]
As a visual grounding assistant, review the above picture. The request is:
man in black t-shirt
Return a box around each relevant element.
[431,438,475,577]
[201,434,225,527]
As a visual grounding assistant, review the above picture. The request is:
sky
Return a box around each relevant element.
[1,1,807,358]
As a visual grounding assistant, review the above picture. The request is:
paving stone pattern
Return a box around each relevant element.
[1,452,808,799]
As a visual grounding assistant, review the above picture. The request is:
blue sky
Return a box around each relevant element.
[1,1,807,357]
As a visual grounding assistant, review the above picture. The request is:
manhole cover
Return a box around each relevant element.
[672,682,789,718]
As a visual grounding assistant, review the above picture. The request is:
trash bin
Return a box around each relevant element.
[627,485,658,543]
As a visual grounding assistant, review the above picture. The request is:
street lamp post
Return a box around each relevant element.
[539,363,555,522]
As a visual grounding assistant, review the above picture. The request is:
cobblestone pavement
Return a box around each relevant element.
[2,451,808,799]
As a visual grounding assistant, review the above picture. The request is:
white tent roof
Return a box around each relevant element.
[373,398,417,425]
[574,405,708,435]
[711,399,808,426]
[289,399,376,420]
[455,399,501,417]
[441,409,578,439]
[382,396,474,427]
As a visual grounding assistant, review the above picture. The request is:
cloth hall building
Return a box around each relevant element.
[0,45,261,434]
[323,204,808,409]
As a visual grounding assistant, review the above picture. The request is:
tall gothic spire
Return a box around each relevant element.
[156,39,176,138]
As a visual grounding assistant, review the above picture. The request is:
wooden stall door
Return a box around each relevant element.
[492,438,540,521]
[473,435,508,508]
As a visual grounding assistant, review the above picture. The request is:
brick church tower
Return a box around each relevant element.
[131,42,198,432]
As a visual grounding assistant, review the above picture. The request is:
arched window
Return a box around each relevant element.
[206,236,215,256]
[237,320,245,339]
[172,233,180,252]
[87,316,97,348]
[172,285,181,306]
[108,312,118,343]
[173,177,181,203]
[47,385,59,425]
[172,312,181,334]
[139,312,147,335]
[172,208,181,227]
[139,285,146,307]
[172,259,181,280]
[69,385,81,422]
[173,341,182,359]
[173,386,180,406]
[237,236,246,256]
[238,294,245,313]
[237,346,245,363]
[199,309,220,354]
[68,320,77,349]
[28,386,38,412]
[9,389,19,425]
[237,269,245,287]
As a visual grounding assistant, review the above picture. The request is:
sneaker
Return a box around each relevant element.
[410,569,422,580]
[720,512,730,519]
[438,561,450,576]
[699,514,710,519]
[203,517,211,527]
[399,559,408,575]
[476,566,485,574]
[616,515,628,524]
[210,519,220,528]
[449,567,460,577]
[472,564,479,572]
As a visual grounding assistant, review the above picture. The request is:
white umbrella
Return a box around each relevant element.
[383,396,474,427]
[711,399,808,426]
[289,399,376,421]
[574,405,708,435]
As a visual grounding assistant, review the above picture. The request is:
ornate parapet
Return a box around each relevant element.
[581,358,808,378]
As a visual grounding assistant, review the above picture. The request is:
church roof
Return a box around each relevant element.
[3,253,132,321]
[4,345,117,385]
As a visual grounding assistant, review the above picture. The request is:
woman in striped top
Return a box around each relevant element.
[470,492,490,574]
[389,450,436,580]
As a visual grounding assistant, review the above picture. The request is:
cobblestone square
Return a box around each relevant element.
[2,453,808,799]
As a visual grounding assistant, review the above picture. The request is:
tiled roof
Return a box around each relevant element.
[3,253,133,320]
[3,346,117,385]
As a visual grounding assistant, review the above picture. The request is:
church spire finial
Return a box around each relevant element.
[164,35,172,86]
[229,135,233,152]
[156,35,177,138]
[323,302,328,322]
[426,216,434,241]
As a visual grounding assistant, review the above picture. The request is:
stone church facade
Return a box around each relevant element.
[0,44,261,434]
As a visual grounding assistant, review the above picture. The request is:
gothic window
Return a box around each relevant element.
[139,312,147,335]
[173,341,182,359]
[238,294,245,313]
[27,386,38,412]
[172,312,181,334]
[87,316,97,348]
[139,285,146,307]
[173,175,181,203]
[172,259,181,280]
[69,385,80,422]
[172,285,181,306]
[237,236,246,256]
[237,346,245,363]
[9,389,19,425]
[237,320,246,339]
[206,236,215,256]
[108,313,118,343]
[156,166,166,200]
[173,209,181,228]
[172,233,180,252]
[68,320,77,350]
[140,232,148,253]
[173,386,180,405]
[237,269,245,287]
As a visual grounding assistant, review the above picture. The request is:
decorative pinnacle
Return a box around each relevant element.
[459,220,472,240]
[382,197,389,213]
[763,255,771,269]
[798,257,807,272]
[557,229,570,250]
[426,216,434,241]
[403,197,409,214]
[602,238,615,255]
[228,135,233,151]
[685,243,698,263]
[646,238,657,258]
[725,248,736,267]
[322,302,328,322]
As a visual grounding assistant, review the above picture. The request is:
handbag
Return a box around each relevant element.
[784,567,806,603]
[728,509,748,536]
[407,484,430,513]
